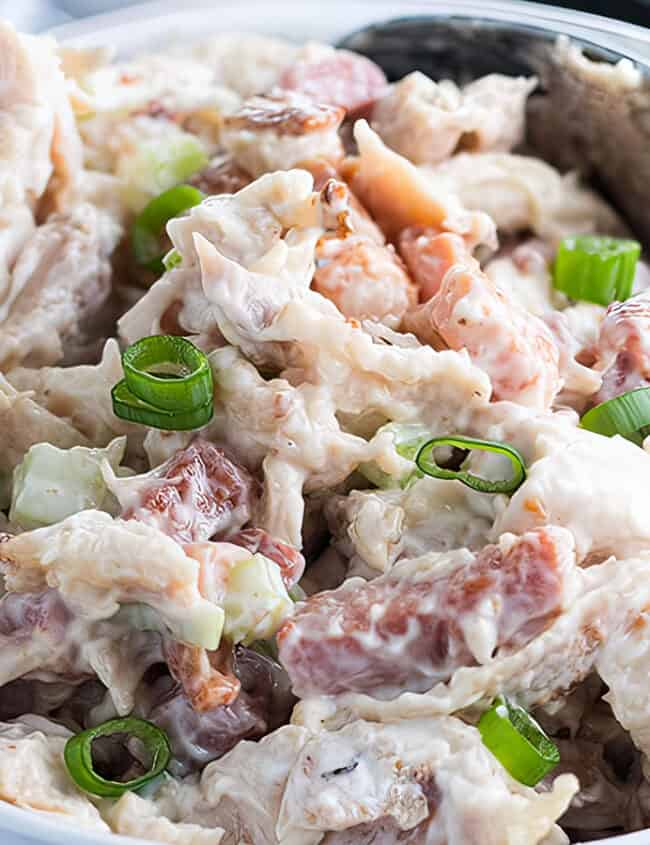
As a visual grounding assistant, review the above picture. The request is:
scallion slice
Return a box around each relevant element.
[478,696,560,786]
[132,184,204,275]
[553,235,640,306]
[580,386,650,445]
[122,335,213,411]
[112,380,213,431]
[64,717,171,798]
[415,435,526,495]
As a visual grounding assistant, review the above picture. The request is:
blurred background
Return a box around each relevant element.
[0,0,647,33]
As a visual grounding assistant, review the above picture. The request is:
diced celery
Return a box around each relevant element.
[10,438,126,530]
[118,131,208,213]
[223,554,293,646]
[113,601,224,651]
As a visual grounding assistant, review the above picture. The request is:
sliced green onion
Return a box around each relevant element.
[163,248,182,271]
[132,184,203,275]
[64,717,171,798]
[112,380,213,431]
[415,435,526,495]
[478,696,560,786]
[553,236,640,306]
[580,386,650,445]
[122,335,213,411]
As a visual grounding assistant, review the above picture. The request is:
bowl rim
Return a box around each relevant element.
[4,2,650,844]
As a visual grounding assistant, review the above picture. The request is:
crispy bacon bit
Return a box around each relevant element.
[123,440,258,544]
[227,528,305,588]
[398,229,466,302]
[164,639,240,712]
[313,237,417,328]
[401,231,560,408]
[278,528,571,699]
[278,50,388,113]
[190,156,252,196]
[223,93,344,136]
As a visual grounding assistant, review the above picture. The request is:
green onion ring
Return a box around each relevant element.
[112,380,213,431]
[415,435,526,495]
[132,184,204,275]
[122,335,213,411]
[64,717,171,798]
[580,386,650,445]
[478,696,560,786]
[553,235,640,306]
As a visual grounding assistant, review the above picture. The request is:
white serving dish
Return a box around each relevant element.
[2,2,650,843]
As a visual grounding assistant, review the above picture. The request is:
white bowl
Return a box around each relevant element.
[4,2,650,844]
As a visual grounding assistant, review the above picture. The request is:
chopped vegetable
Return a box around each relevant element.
[10,438,126,530]
[553,235,641,306]
[163,248,182,271]
[114,602,225,650]
[478,696,560,786]
[132,184,204,275]
[64,717,171,798]
[112,336,214,431]
[416,435,526,495]
[122,335,213,411]
[580,387,650,445]
[223,553,293,645]
[118,131,207,214]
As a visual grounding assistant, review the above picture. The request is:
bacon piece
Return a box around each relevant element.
[227,528,305,589]
[150,646,292,772]
[123,439,258,544]
[278,50,387,113]
[278,528,572,699]
[164,639,240,712]
[313,237,417,328]
[590,291,650,405]
[401,231,561,408]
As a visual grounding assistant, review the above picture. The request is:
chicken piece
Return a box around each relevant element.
[423,152,626,245]
[106,791,224,845]
[372,72,535,165]
[0,720,109,831]
[0,206,35,322]
[106,439,258,545]
[597,610,650,760]
[0,373,88,501]
[312,236,417,328]
[494,425,650,561]
[278,47,387,113]
[0,510,223,645]
[346,120,496,245]
[279,527,574,699]
[227,528,305,588]
[280,717,576,845]
[326,475,494,577]
[401,232,561,408]
[221,92,344,178]
[589,290,650,405]
[118,169,323,346]
[0,203,122,369]
[7,339,138,449]
[0,23,82,212]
